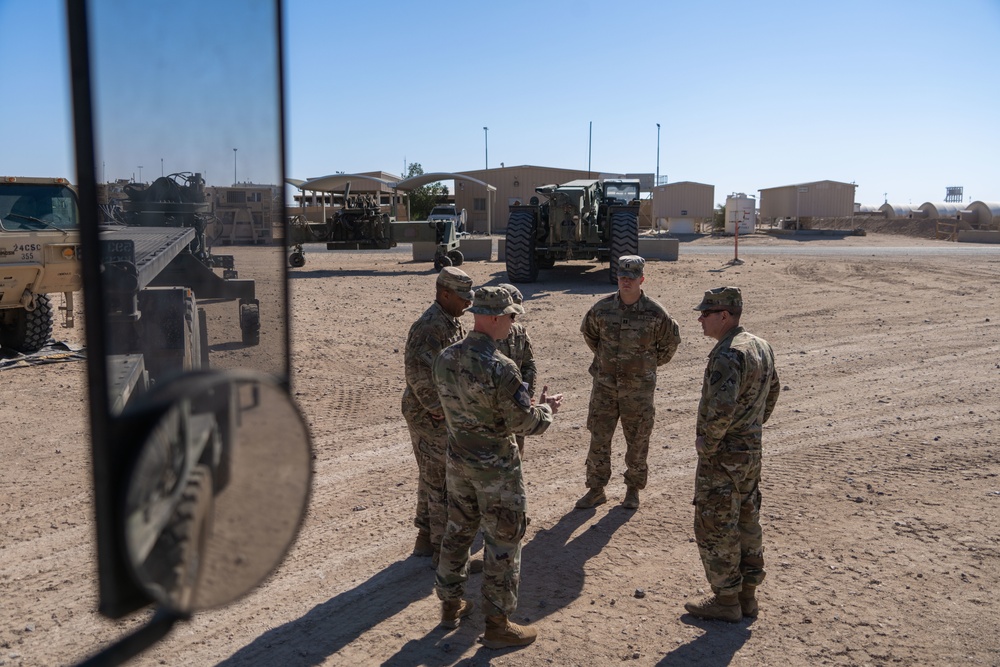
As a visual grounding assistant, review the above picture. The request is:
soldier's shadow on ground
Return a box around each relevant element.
[655,616,752,666]
[215,556,468,667]
[518,506,633,622]
[377,508,632,666]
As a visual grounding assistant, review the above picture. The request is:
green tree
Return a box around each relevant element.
[712,204,726,231]
[405,162,449,220]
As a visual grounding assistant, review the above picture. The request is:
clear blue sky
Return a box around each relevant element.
[2,0,998,206]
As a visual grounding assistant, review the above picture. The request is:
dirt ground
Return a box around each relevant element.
[2,231,999,666]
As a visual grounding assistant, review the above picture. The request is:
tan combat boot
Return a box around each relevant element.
[575,487,607,509]
[482,614,537,649]
[440,599,472,629]
[739,585,758,618]
[684,592,742,622]
[412,531,433,557]
[622,486,640,509]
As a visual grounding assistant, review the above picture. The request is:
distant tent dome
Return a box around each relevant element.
[918,202,963,219]
[878,203,917,219]
[961,201,1000,229]
[855,204,878,213]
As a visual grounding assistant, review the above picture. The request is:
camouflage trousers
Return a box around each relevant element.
[585,382,655,489]
[435,451,527,618]
[693,449,766,596]
[406,413,449,557]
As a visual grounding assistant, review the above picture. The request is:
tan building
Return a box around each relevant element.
[456,165,626,233]
[208,183,281,244]
[651,181,715,233]
[759,180,857,226]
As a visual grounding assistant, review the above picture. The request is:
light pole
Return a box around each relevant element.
[137,165,143,183]
[483,127,489,170]
[233,148,238,185]
[161,157,163,178]
[656,123,661,186]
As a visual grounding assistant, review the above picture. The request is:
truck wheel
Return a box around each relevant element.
[197,307,210,369]
[505,209,538,283]
[447,250,464,267]
[240,302,260,346]
[609,209,639,283]
[148,464,214,612]
[0,294,54,353]
[288,251,305,268]
[433,254,452,271]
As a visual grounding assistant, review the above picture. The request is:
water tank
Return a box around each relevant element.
[725,193,756,234]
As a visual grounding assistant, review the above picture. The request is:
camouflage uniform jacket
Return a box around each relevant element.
[496,322,537,396]
[697,326,780,457]
[581,291,681,389]
[433,331,553,466]
[402,301,466,421]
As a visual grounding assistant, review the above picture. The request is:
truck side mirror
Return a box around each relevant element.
[66,0,310,662]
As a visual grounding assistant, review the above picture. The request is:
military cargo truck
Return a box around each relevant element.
[0,176,82,352]
[505,178,641,283]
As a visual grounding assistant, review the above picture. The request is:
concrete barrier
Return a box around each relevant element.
[458,237,492,261]
[958,230,1000,244]
[638,237,680,260]
[497,238,506,262]
[412,242,437,261]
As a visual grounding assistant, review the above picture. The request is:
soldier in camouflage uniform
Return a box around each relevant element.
[402,267,473,563]
[432,286,563,649]
[685,286,780,622]
[576,255,681,511]
[497,283,537,454]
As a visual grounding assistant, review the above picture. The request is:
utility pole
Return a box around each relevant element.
[483,127,489,170]
[588,121,592,178]
[656,123,661,186]
[233,148,238,185]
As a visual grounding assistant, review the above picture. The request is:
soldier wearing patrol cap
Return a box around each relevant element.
[685,286,780,622]
[432,286,563,649]
[402,267,474,565]
[576,255,681,511]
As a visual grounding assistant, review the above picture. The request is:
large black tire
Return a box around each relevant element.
[505,209,538,283]
[144,464,214,612]
[609,209,639,283]
[240,301,260,346]
[433,254,452,271]
[447,249,464,267]
[197,307,210,369]
[0,294,54,353]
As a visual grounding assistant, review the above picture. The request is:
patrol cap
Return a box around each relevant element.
[617,255,645,279]
[695,286,743,312]
[497,282,524,305]
[468,286,525,316]
[436,266,474,300]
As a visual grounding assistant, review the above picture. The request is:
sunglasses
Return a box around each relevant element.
[699,310,724,318]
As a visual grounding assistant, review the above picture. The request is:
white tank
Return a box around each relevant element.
[725,193,756,234]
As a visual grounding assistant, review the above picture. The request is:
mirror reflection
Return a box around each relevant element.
[125,372,311,613]
[86,0,288,411]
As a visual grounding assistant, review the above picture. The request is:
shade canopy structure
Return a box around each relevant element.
[289,172,498,234]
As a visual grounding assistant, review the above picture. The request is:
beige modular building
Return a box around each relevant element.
[651,181,715,233]
[208,183,282,244]
[455,165,627,234]
[759,180,857,226]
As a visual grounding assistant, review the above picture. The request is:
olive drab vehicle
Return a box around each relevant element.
[66,1,311,665]
[0,176,81,352]
[505,178,641,283]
